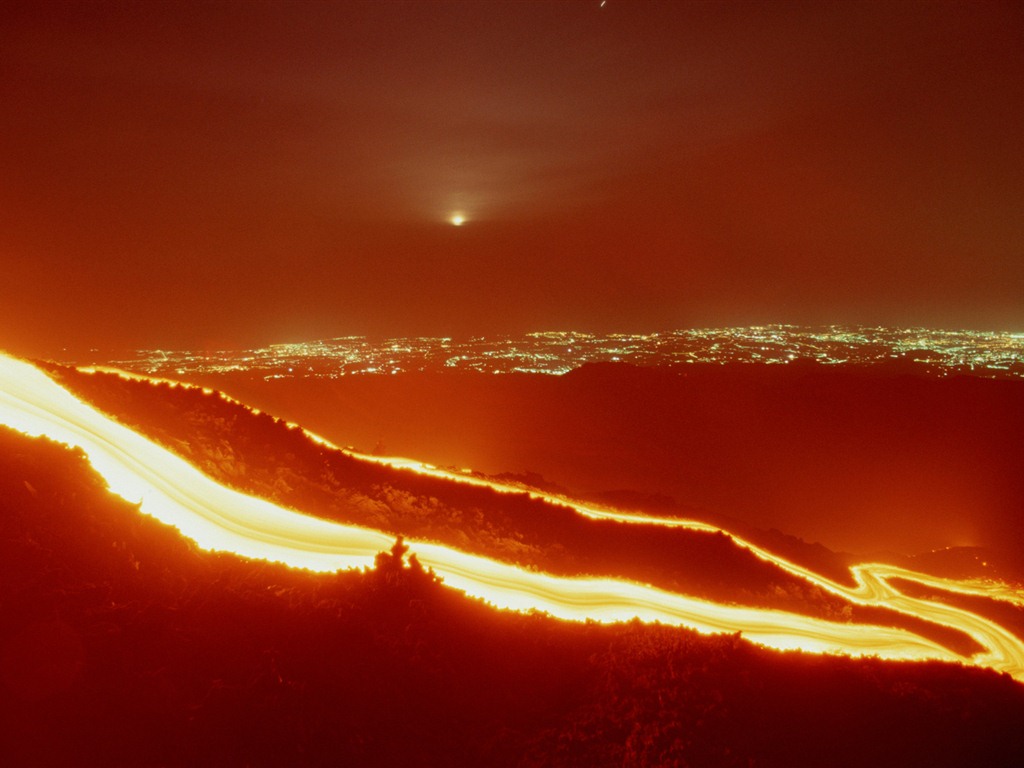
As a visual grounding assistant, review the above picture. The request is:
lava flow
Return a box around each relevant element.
[2,353,1023,680]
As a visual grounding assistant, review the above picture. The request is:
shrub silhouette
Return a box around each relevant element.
[2,425,1024,767]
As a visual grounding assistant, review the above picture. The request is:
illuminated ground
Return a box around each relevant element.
[68,326,1024,379]
[2,352,1022,680]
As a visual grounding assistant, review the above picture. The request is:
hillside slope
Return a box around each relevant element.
[188,362,1024,558]
[2,425,1024,767]
[41,362,987,653]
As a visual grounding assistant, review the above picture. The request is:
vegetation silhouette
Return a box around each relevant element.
[192,360,1024,561]
[40,362,988,653]
[2,426,1023,766]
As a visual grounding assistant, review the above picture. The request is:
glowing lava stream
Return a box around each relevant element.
[5,355,1024,680]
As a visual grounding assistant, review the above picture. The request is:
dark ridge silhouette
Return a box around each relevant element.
[2,425,1023,767]
[182,361,1024,564]
[38,362,985,654]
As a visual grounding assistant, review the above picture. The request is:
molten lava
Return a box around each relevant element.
[2,353,1022,680]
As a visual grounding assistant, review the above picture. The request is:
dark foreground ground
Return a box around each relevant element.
[2,426,1024,767]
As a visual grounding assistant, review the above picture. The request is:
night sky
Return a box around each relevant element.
[2,0,1022,356]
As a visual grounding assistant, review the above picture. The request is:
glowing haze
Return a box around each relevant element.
[2,1,1023,357]
[2,353,1022,680]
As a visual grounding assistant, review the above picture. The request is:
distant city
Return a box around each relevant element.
[67,326,1024,380]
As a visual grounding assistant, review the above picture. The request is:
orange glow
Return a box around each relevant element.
[345,452,1024,679]
[2,354,1023,680]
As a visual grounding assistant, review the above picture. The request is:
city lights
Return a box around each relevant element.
[68,326,1024,380]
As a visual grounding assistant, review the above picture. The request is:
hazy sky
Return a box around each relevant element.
[2,0,1022,355]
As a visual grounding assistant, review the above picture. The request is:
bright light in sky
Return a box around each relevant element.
[2,2,1021,357]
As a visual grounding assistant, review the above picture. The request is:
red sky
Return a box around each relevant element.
[2,0,1022,356]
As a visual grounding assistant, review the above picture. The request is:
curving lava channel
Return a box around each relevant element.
[3,353,1023,680]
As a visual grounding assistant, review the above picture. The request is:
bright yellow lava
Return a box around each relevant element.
[2,353,1024,680]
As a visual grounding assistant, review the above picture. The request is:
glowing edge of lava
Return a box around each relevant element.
[6,355,1023,680]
